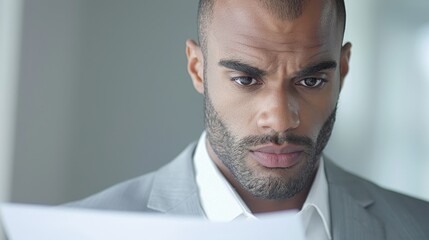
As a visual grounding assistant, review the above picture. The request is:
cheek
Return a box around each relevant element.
[299,86,339,139]
[299,106,330,141]
[206,73,258,137]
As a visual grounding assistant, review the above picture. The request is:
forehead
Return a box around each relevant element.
[208,0,341,60]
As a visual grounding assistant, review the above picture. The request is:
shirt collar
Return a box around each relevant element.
[299,156,332,239]
[194,132,254,221]
[194,132,331,238]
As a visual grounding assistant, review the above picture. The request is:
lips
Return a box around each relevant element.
[250,145,304,168]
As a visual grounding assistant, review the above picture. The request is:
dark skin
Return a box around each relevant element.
[186,0,351,213]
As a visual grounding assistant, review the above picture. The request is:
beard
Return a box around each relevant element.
[204,90,337,200]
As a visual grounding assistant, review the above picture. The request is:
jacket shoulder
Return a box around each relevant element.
[64,142,198,213]
[64,171,157,212]
[325,158,429,237]
[327,158,429,207]
[370,182,429,228]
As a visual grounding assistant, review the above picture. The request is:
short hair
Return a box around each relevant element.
[197,0,346,53]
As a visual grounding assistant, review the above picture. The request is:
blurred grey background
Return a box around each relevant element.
[1,0,429,209]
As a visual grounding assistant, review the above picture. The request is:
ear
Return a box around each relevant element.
[339,42,352,91]
[186,39,205,94]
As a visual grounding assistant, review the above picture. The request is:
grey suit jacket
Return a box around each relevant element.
[68,143,429,239]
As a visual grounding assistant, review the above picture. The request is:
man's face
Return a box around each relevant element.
[188,0,351,200]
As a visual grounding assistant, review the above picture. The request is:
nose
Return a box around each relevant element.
[256,90,300,134]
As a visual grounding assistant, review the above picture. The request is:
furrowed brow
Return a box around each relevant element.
[218,59,267,78]
[295,61,337,78]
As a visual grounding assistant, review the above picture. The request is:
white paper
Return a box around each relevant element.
[0,203,305,240]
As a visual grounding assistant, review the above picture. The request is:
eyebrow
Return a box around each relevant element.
[218,59,337,79]
[295,60,337,78]
[218,59,267,78]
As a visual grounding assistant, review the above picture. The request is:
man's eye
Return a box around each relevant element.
[297,78,326,88]
[232,77,259,86]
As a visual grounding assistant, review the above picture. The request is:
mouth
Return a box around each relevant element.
[249,144,304,168]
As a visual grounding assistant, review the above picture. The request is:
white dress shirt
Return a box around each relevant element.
[194,132,332,240]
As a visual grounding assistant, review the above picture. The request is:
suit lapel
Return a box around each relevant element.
[147,143,205,217]
[329,184,385,239]
[324,159,385,240]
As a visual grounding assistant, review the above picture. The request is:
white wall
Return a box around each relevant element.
[10,0,202,205]
[326,0,429,201]
[10,0,82,204]
[0,0,21,204]
[370,0,429,200]
[0,0,22,238]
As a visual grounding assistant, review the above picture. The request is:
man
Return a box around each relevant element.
[68,0,429,239]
